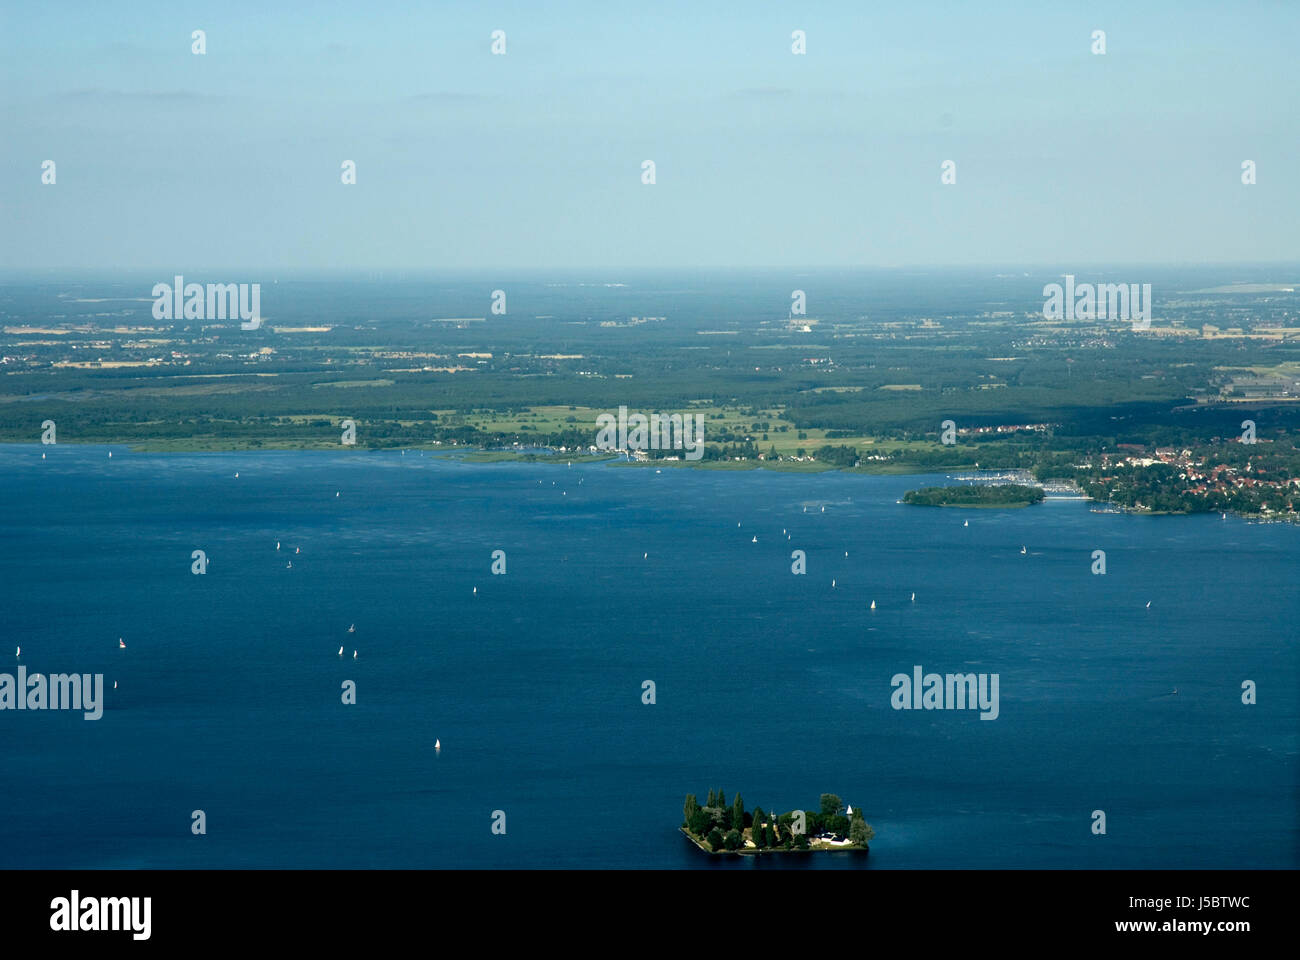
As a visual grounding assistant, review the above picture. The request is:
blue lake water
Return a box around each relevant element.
[0,445,1296,868]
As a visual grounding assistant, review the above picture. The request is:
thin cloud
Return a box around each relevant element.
[732,87,796,98]
[54,88,224,103]
[407,91,493,104]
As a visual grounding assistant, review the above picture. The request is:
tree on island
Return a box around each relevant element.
[902,484,1045,507]
[707,789,716,807]
[849,811,874,848]
[684,789,874,852]
[775,816,792,847]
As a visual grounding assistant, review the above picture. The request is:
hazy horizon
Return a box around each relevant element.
[2,0,1297,271]
[5,262,1300,281]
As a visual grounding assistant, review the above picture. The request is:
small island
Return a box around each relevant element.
[681,790,873,854]
[903,483,1045,508]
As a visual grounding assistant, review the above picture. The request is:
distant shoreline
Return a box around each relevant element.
[6,443,1297,523]
[0,439,942,474]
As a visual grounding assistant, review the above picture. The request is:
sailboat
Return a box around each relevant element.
[352,650,357,659]
[870,600,876,610]
[1145,600,1152,608]
[348,624,355,633]
[435,739,441,751]
[751,535,758,543]
[108,451,112,458]
[119,638,125,649]
[821,506,825,513]
[1020,546,1027,555]
[832,579,836,588]
[276,541,280,550]
[41,452,45,459]
[473,586,477,595]
[963,520,968,527]
[338,646,343,656]
[14,646,19,658]
[295,547,300,555]
[911,592,916,602]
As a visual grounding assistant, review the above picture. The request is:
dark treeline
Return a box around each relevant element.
[903,484,1046,507]
[682,790,873,852]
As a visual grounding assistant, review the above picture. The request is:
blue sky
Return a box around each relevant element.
[1,1,1296,271]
